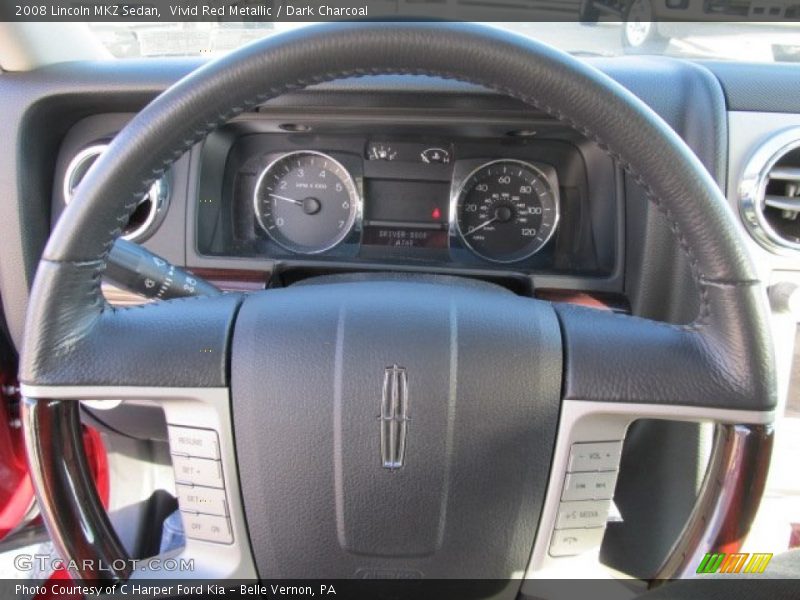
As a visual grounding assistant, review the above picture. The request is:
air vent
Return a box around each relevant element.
[63,143,170,242]
[739,127,800,254]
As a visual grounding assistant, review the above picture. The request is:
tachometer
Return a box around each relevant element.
[454,160,559,263]
[254,151,359,254]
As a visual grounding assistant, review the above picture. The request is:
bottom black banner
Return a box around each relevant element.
[2,578,800,600]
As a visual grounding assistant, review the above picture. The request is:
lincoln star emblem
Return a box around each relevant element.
[381,365,409,470]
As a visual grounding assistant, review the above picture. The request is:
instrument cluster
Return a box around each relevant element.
[195,132,611,277]
[247,140,560,265]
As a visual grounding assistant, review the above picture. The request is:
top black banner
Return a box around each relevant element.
[2,0,799,22]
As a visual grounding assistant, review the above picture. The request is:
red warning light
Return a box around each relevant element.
[431,207,442,220]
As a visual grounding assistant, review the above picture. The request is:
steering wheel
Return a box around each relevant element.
[20,23,776,587]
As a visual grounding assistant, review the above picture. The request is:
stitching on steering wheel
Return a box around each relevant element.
[78,65,728,330]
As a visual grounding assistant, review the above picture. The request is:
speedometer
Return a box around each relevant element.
[254,151,360,254]
[454,160,559,263]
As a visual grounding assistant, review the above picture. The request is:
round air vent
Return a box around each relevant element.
[739,127,800,254]
[63,143,169,242]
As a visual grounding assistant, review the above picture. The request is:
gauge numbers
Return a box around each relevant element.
[455,160,559,263]
[254,151,359,254]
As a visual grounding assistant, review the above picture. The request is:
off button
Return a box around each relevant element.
[182,512,233,545]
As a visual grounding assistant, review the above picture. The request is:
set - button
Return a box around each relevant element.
[549,441,622,558]
[176,484,228,516]
[168,425,233,545]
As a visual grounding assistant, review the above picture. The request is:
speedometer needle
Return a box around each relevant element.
[465,216,499,237]
[269,193,303,206]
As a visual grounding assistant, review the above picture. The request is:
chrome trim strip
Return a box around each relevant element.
[380,364,410,470]
[448,158,561,264]
[63,143,170,243]
[738,126,800,255]
[252,150,362,255]
[20,385,224,401]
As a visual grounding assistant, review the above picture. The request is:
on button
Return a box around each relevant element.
[182,512,233,544]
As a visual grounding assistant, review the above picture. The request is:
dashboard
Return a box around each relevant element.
[0,55,792,335]
[197,128,612,276]
[50,108,620,297]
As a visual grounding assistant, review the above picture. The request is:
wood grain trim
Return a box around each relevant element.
[535,289,630,313]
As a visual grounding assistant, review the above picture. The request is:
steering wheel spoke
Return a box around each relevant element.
[525,291,775,579]
[21,260,241,390]
[19,289,251,582]
[554,280,775,410]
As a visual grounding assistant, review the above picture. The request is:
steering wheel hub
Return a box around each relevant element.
[232,278,561,577]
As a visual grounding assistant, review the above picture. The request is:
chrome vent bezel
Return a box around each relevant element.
[62,143,170,243]
[739,126,800,255]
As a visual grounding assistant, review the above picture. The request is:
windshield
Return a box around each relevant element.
[88,21,800,62]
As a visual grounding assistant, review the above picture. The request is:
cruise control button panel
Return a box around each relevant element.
[168,425,233,545]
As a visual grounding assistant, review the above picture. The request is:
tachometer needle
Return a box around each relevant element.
[465,216,498,237]
[269,193,303,206]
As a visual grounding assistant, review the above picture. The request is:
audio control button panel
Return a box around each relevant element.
[548,441,621,558]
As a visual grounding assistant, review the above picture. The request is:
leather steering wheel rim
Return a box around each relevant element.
[19,23,775,583]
